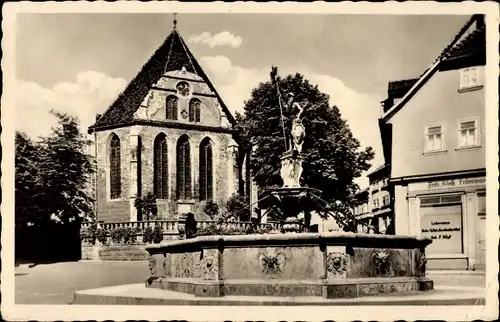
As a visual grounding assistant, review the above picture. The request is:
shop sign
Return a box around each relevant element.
[420,211,463,254]
[409,177,485,192]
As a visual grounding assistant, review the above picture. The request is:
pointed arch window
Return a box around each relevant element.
[189,98,201,123]
[154,133,169,199]
[109,134,121,199]
[199,138,213,201]
[176,135,192,200]
[166,95,178,120]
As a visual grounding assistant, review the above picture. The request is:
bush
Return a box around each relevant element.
[143,226,153,244]
[197,222,273,236]
[80,224,97,244]
[110,227,125,244]
[134,193,158,221]
[202,201,219,220]
[152,224,163,243]
[96,228,108,245]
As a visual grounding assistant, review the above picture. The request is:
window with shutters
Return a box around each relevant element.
[166,95,178,120]
[109,134,121,199]
[425,123,445,153]
[189,99,201,123]
[176,135,192,200]
[458,118,480,148]
[199,138,213,201]
[154,133,169,199]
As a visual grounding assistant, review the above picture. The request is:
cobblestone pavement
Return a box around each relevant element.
[14,261,487,304]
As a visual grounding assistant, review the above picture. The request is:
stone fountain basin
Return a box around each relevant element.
[145,232,433,299]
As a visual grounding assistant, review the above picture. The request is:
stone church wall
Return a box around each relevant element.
[95,128,131,222]
[94,125,236,223]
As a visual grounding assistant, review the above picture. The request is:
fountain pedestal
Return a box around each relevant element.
[280,150,303,188]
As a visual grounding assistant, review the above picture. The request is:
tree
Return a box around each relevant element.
[237,69,374,225]
[15,132,45,228]
[16,110,95,227]
[226,193,251,222]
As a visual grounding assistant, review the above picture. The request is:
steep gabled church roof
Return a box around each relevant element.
[89,28,236,132]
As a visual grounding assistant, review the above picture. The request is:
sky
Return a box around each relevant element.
[15,13,470,188]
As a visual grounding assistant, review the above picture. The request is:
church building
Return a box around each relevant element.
[88,22,247,222]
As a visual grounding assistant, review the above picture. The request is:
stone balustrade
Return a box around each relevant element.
[81,220,284,236]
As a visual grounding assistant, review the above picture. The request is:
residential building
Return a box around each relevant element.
[379,15,486,270]
[353,164,394,235]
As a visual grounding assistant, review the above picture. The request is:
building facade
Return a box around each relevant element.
[353,164,394,234]
[88,25,246,222]
[379,15,486,270]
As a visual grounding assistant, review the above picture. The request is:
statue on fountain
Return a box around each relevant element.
[281,100,307,188]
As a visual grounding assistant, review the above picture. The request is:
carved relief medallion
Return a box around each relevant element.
[173,253,193,278]
[149,256,157,276]
[259,250,286,276]
[326,252,347,275]
[163,256,169,276]
[417,253,427,276]
[202,255,218,280]
[372,250,391,276]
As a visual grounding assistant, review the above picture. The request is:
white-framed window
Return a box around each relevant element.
[383,195,390,206]
[458,118,480,148]
[460,67,480,90]
[425,124,445,152]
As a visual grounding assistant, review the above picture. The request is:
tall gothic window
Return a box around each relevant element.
[154,133,168,199]
[189,98,201,123]
[199,138,213,201]
[166,95,178,120]
[176,135,192,200]
[109,134,121,199]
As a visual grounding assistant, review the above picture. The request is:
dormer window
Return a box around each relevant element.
[459,67,480,90]
[176,81,191,97]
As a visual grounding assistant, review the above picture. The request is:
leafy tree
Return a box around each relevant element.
[35,110,95,225]
[237,69,374,226]
[226,193,251,222]
[15,111,95,227]
[15,132,44,228]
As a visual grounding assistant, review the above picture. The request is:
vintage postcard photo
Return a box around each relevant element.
[1,2,498,321]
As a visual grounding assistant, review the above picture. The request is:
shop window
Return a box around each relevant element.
[425,124,445,152]
[420,203,463,255]
[460,67,480,90]
[458,118,480,148]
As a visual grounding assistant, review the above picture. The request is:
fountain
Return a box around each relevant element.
[139,69,434,301]
[74,68,434,305]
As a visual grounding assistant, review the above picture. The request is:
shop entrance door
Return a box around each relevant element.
[475,214,486,270]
